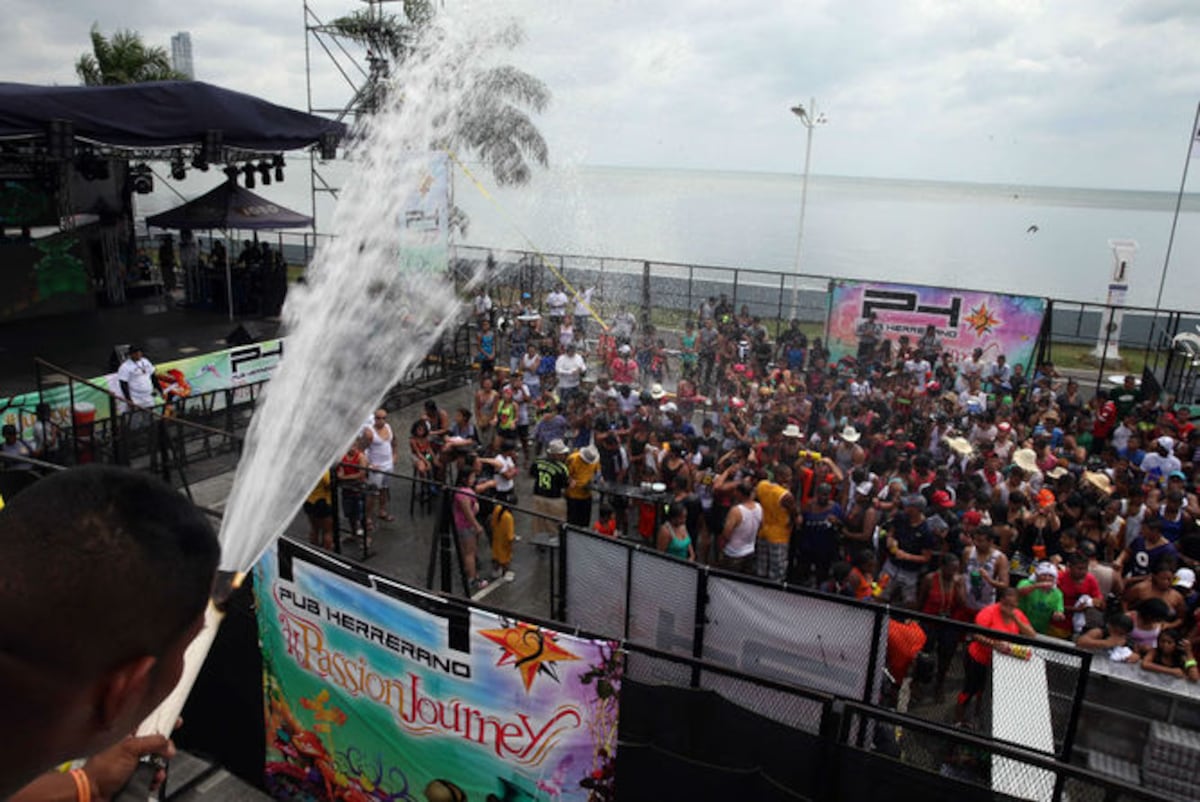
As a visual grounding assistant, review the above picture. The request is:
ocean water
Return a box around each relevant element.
[141,163,1200,311]
[454,166,1200,310]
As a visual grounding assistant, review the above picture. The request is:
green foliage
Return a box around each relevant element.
[329,4,550,188]
[75,24,187,85]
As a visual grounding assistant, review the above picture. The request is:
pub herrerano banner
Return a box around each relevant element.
[255,545,621,802]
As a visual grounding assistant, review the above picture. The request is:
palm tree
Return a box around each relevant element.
[329,2,549,187]
[76,24,187,85]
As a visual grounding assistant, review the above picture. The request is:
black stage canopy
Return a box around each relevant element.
[0,81,345,151]
[146,181,312,230]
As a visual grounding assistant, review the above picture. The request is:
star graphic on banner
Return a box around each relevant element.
[964,303,1001,336]
[479,623,580,692]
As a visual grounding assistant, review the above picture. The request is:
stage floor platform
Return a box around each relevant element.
[0,292,280,395]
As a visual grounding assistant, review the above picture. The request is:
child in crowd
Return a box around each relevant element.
[491,499,516,582]
[593,503,619,538]
[1141,628,1200,681]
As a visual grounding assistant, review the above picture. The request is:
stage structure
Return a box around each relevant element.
[0,81,344,320]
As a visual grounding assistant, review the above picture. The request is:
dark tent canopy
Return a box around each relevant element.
[0,81,345,151]
[146,181,312,231]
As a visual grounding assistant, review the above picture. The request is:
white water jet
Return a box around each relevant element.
[217,5,518,573]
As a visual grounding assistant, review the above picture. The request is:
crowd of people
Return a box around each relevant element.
[408,286,1200,701]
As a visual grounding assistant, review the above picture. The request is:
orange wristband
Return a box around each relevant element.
[69,769,91,802]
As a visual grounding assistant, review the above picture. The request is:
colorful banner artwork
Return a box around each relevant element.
[825,280,1046,368]
[399,152,450,274]
[0,339,284,443]
[254,545,622,802]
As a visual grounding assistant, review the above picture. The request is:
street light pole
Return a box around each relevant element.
[788,97,826,320]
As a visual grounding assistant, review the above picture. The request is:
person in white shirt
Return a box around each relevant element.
[116,345,161,427]
[520,342,542,400]
[555,343,587,402]
[573,286,596,337]
[546,284,569,320]
[473,290,493,323]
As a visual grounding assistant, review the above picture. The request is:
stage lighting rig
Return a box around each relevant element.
[256,160,272,186]
[170,150,187,181]
[272,154,285,182]
[131,164,154,194]
[242,162,256,189]
[223,165,240,183]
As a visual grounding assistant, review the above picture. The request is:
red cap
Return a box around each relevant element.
[963,510,983,526]
[931,490,954,508]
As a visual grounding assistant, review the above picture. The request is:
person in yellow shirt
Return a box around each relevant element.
[565,444,601,527]
[755,464,797,581]
[491,501,516,581]
[303,468,334,550]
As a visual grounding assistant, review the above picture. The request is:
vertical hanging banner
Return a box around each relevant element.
[399,152,450,273]
[825,280,1046,368]
[255,546,621,802]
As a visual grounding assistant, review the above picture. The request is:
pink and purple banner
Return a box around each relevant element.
[825,280,1046,368]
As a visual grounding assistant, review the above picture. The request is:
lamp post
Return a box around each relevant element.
[788,98,827,320]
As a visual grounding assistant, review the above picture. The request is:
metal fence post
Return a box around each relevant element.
[690,567,709,689]
[67,377,79,464]
[732,268,739,312]
[556,522,569,621]
[686,265,694,326]
[1093,311,1115,396]
[776,274,786,338]
[862,608,884,705]
[623,547,635,640]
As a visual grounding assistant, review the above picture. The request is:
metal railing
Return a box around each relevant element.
[555,523,1093,762]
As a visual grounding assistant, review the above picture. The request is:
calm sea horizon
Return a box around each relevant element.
[456,164,1200,311]
[140,162,1200,311]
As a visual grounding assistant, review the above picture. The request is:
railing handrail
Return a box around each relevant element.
[450,242,1200,319]
[34,358,246,443]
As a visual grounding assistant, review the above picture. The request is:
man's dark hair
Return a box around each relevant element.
[0,466,219,678]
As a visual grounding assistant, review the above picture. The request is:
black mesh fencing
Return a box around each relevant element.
[559,525,1092,763]
[836,702,1162,802]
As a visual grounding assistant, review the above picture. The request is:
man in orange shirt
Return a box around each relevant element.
[755,464,797,581]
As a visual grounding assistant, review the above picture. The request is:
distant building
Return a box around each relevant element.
[171,32,194,79]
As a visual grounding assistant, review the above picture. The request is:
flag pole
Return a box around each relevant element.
[1154,101,1200,314]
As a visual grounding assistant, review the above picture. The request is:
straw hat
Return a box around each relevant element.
[547,439,569,456]
[1046,465,1069,480]
[1082,470,1113,495]
[782,424,803,439]
[1013,448,1039,474]
[649,383,667,400]
[840,425,861,443]
[945,436,974,457]
[579,444,600,464]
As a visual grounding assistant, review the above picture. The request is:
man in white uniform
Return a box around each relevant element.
[117,345,160,411]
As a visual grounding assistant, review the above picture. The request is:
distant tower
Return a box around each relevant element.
[171,32,194,79]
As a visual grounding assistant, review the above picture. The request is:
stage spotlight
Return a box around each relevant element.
[131,164,154,195]
[242,163,256,189]
[257,161,272,186]
[272,154,285,182]
[170,150,187,181]
[223,165,240,183]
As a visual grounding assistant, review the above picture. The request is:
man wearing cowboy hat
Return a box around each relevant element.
[565,444,601,527]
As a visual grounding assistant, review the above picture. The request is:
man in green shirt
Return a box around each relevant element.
[1017,561,1066,635]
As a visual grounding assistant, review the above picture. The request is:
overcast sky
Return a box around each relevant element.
[4,0,1200,191]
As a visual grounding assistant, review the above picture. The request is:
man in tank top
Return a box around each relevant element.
[364,408,397,523]
[718,480,761,575]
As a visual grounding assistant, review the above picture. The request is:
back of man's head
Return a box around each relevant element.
[0,466,219,789]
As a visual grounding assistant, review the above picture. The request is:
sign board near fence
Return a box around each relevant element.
[825,280,1046,368]
[1,339,284,442]
[255,545,622,802]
